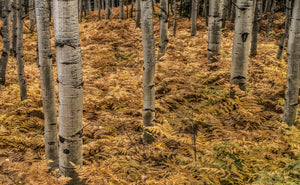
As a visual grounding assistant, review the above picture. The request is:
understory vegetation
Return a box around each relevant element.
[0,7,300,185]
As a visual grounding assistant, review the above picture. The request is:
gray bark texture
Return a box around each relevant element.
[35,0,58,170]
[136,0,141,28]
[190,0,197,36]
[0,0,11,85]
[53,0,83,184]
[157,0,168,60]
[250,0,262,56]
[230,0,253,91]
[207,0,222,71]
[276,0,292,59]
[29,0,35,32]
[120,0,124,19]
[173,0,177,36]
[141,0,155,144]
[265,0,276,39]
[283,0,300,126]
[105,0,110,19]
[16,0,27,101]
[12,0,17,57]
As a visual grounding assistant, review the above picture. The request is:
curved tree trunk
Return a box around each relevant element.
[53,0,83,184]
[0,0,11,85]
[35,0,58,170]
[190,0,197,36]
[141,0,155,144]
[207,0,222,71]
[136,0,141,28]
[283,0,300,126]
[17,0,27,101]
[157,0,168,60]
[230,0,253,91]
[250,0,262,56]
[276,0,292,59]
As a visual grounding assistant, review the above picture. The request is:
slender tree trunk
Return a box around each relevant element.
[120,0,123,19]
[136,0,141,27]
[173,0,177,36]
[283,0,300,126]
[53,0,83,184]
[105,0,110,19]
[35,0,58,170]
[141,0,155,144]
[230,0,253,91]
[230,0,235,23]
[265,0,276,39]
[12,0,17,57]
[130,0,133,18]
[0,0,11,85]
[29,0,35,33]
[17,0,27,101]
[250,0,263,56]
[158,0,168,60]
[190,0,197,36]
[94,0,98,9]
[207,0,222,71]
[221,0,227,28]
[98,0,101,20]
[88,0,92,11]
[276,0,292,59]
[264,0,271,13]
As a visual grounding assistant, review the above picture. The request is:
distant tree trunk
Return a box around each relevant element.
[157,0,168,60]
[29,0,35,33]
[135,0,141,27]
[94,0,98,9]
[207,0,222,71]
[98,0,101,20]
[265,0,276,39]
[230,0,253,91]
[283,0,300,126]
[221,0,227,28]
[190,0,197,36]
[264,0,271,13]
[141,0,155,144]
[105,0,110,19]
[12,0,17,57]
[17,0,27,101]
[276,0,292,59]
[88,0,92,11]
[120,0,123,19]
[35,0,58,170]
[230,0,235,23]
[0,0,11,85]
[250,0,263,56]
[130,0,134,18]
[173,0,177,36]
[53,0,83,184]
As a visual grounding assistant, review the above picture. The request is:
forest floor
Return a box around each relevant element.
[0,7,300,185]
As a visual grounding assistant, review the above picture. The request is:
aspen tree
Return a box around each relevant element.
[29,0,35,33]
[35,0,58,170]
[250,0,262,56]
[191,0,197,36]
[141,0,155,144]
[230,0,253,91]
[283,0,300,126]
[157,0,168,60]
[53,0,83,183]
[136,0,141,28]
[0,0,11,85]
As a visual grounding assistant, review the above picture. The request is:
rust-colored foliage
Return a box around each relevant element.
[0,7,299,185]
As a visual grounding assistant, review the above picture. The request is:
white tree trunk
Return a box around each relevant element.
[53,0,83,184]
[190,0,197,36]
[105,0,110,19]
[283,0,300,126]
[141,0,155,144]
[207,0,222,70]
[0,0,11,85]
[230,0,253,91]
[35,0,58,170]
[16,0,27,101]
[157,0,168,60]
[29,0,35,32]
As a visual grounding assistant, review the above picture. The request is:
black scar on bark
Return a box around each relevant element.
[59,135,66,143]
[63,149,70,154]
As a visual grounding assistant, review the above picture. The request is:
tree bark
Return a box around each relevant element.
[17,0,27,101]
[35,0,58,170]
[136,0,141,28]
[265,0,276,39]
[157,0,168,60]
[12,0,17,57]
[120,0,123,19]
[283,0,300,126]
[0,0,11,85]
[250,0,263,56]
[53,0,83,184]
[230,0,253,91]
[207,0,222,71]
[141,0,155,144]
[276,0,292,59]
[29,0,35,33]
[173,0,177,36]
[105,0,110,19]
[190,0,197,36]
